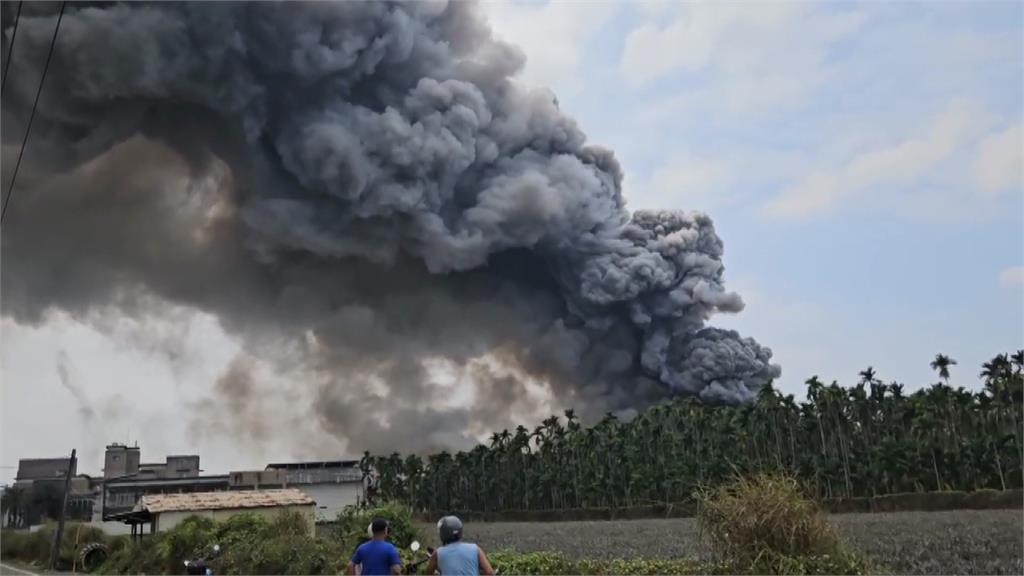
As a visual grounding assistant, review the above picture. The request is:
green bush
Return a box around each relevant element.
[99,511,347,575]
[485,550,869,575]
[101,531,168,575]
[1,530,37,563]
[488,551,578,575]
[1,523,108,569]
[336,502,420,551]
[212,512,344,575]
[488,551,715,575]
[157,515,217,570]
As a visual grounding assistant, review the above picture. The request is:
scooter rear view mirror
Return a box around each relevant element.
[410,541,421,552]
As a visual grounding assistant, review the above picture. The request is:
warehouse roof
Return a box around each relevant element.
[139,488,313,513]
[265,460,359,470]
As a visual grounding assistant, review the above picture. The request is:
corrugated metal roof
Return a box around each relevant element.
[139,488,314,513]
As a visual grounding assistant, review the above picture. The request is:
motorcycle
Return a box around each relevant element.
[183,543,221,576]
[404,541,435,575]
[403,541,499,575]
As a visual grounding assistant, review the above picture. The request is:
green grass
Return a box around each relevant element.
[1,522,117,570]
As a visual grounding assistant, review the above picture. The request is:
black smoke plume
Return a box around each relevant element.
[1,1,779,453]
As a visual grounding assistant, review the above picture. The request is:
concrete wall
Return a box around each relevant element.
[104,445,140,479]
[16,458,76,481]
[165,456,201,478]
[299,483,362,522]
[154,505,315,534]
[230,469,288,489]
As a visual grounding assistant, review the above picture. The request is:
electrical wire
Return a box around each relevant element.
[1,2,65,225]
[1,1,24,93]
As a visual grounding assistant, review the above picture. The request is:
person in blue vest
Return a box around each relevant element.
[347,518,402,576]
[424,516,494,576]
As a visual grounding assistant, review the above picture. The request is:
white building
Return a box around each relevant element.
[264,460,363,522]
[112,488,315,536]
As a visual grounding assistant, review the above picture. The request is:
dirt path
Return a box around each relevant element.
[0,562,43,576]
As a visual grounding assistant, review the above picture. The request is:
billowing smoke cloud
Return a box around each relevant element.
[1,1,779,453]
[56,350,96,423]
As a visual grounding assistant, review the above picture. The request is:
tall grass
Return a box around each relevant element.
[697,473,872,575]
[0,522,111,569]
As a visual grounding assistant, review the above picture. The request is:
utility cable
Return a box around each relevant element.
[1,1,24,93]
[2,2,65,225]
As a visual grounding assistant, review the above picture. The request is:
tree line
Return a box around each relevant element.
[360,352,1023,513]
[0,482,93,529]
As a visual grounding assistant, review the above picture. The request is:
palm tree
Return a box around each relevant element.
[981,354,1011,383]
[363,348,1023,514]
[930,354,957,384]
[859,366,877,385]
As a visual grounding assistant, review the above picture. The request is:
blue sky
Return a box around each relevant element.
[2,0,1021,481]
[484,0,1023,396]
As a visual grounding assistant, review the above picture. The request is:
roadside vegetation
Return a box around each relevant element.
[0,521,123,571]
[0,480,879,574]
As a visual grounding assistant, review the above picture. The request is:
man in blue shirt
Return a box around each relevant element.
[346,518,402,576]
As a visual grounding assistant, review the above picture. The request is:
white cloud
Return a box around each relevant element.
[1000,266,1024,288]
[620,2,865,116]
[975,123,1022,195]
[764,99,983,219]
[630,153,733,211]
[481,1,614,94]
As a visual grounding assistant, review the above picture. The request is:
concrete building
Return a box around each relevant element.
[103,444,140,479]
[103,443,200,480]
[7,445,366,531]
[265,461,363,522]
[15,458,76,483]
[229,469,288,489]
[97,444,225,533]
[111,489,315,536]
[101,475,231,519]
[8,457,94,526]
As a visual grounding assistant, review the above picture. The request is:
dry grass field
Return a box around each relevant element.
[420,509,1023,575]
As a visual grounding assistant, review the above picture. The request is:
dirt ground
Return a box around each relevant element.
[419,509,1023,575]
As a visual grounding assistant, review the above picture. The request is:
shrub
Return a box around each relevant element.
[336,502,420,551]
[697,473,872,574]
[1,530,36,562]
[99,511,347,575]
[485,550,868,575]
[488,551,713,575]
[212,512,344,575]
[488,551,578,575]
[157,515,217,570]
[100,531,167,575]
[1,522,108,569]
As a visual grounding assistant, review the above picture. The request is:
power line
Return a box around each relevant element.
[1,1,24,93]
[1,1,65,225]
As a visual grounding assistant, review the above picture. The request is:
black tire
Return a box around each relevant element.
[79,541,110,573]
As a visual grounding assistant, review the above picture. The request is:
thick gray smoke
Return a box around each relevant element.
[2,1,779,453]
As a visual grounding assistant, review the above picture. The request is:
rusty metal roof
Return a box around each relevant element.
[139,488,314,513]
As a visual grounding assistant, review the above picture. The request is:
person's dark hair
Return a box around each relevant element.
[371,518,389,535]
